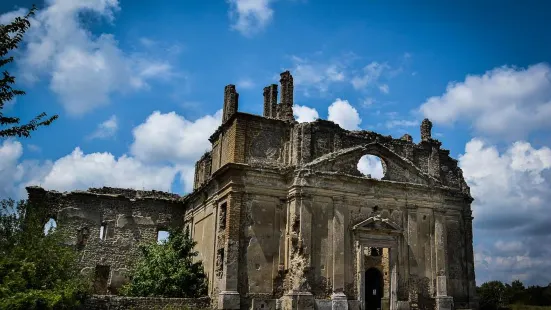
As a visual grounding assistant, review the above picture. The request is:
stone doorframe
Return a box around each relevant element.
[352,216,403,310]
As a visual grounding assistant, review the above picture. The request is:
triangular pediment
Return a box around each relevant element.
[301,143,440,185]
[352,215,402,233]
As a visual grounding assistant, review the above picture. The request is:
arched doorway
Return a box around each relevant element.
[365,267,383,310]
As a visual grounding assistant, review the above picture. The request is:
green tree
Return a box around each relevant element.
[478,281,507,310]
[1,5,57,138]
[504,280,526,305]
[121,228,208,298]
[0,199,91,309]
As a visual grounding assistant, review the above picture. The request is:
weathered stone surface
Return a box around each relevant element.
[82,295,210,309]
[28,71,478,310]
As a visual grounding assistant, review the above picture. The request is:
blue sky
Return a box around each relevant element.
[1,0,551,287]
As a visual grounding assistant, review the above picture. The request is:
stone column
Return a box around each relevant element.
[406,206,418,305]
[332,196,348,309]
[464,210,479,309]
[390,247,398,310]
[434,209,453,310]
[281,191,315,310]
[218,192,243,309]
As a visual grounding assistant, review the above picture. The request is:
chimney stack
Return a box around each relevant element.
[279,71,294,121]
[222,84,239,123]
[263,84,278,118]
[420,118,432,141]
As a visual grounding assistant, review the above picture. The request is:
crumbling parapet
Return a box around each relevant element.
[222,85,239,123]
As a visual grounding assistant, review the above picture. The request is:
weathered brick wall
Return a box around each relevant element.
[82,295,211,310]
[26,186,185,294]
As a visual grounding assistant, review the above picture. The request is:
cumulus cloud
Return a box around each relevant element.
[8,0,173,115]
[420,63,551,141]
[130,110,222,164]
[293,104,319,123]
[227,0,274,37]
[25,148,178,193]
[88,115,118,140]
[357,155,384,179]
[0,140,24,198]
[459,138,551,285]
[2,109,224,200]
[328,98,361,130]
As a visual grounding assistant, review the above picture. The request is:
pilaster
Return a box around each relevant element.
[218,192,243,309]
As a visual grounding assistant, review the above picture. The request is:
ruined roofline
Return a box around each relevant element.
[25,186,186,202]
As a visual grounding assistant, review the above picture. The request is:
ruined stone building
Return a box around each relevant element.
[27,71,478,310]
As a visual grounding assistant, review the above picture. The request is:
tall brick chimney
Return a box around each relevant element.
[263,84,278,118]
[222,84,239,123]
[279,71,294,121]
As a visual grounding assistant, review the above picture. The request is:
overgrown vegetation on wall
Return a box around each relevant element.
[477,280,551,310]
[120,228,208,298]
[0,199,91,310]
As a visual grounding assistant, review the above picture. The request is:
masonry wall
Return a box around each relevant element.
[82,295,211,310]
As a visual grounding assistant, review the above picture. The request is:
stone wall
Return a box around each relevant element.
[26,186,185,294]
[82,295,211,310]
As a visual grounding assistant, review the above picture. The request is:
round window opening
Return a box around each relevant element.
[357,155,385,179]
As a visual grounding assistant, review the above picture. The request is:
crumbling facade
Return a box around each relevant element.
[27,70,478,310]
[185,71,477,310]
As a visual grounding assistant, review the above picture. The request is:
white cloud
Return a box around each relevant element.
[379,84,389,94]
[288,55,349,97]
[293,104,319,123]
[11,0,173,116]
[24,148,178,193]
[227,0,274,37]
[385,119,418,129]
[237,78,255,89]
[351,62,389,90]
[88,115,118,140]
[130,110,222,164]
[0,8,28,25]
[459,138,551,285]
[420,63,551,141]
[357,155,384,179]
[328,98,361,130]
[0,140,24,198]
[1,108,224,199]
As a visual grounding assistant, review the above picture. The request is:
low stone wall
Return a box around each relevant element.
[83,295,211,309]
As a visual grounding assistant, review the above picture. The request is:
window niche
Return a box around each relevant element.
[43,218,57,235]
[157,229,170,244]
[218,202,227,231]
[99,223,107,240]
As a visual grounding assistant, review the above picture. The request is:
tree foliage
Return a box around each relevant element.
[120,228,208,298]
[0,199,91,309]
[478,280,551,310]
[0,5,57,138]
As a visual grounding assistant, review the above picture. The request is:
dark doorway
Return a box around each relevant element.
[93,265,110,294]
[365,267,384,310]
